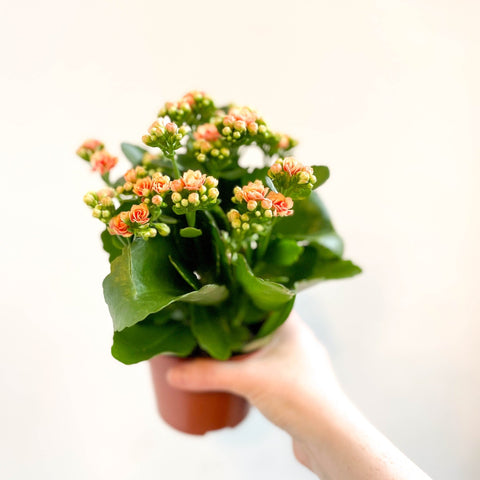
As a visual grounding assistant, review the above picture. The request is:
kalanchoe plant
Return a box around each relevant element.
[77,90,361,364]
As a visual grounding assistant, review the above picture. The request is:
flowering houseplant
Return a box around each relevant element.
[77,91,361,365]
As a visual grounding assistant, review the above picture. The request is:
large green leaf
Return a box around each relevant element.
[103,237,228,331]
[100,229,123,263]
[312,165,330,189]
[233,254,295,311]
[266,238,304,266]
[121,143,147,166]
[111,321,196,364]
[257,296,296,339]
[273,193,344,256]
[190,307,232,360]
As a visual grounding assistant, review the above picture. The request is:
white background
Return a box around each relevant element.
[1,0,479,478]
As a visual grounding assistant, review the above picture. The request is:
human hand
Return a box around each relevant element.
[167,312,431,479]
[167,312,344,469]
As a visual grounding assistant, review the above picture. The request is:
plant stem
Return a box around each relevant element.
[167,152,180,178]
[186,210,196,228]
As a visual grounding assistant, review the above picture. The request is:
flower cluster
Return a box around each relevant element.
[216,106,269,145]
[108,203,168,240]
[170,170,219,215]
[83,187,116,223]
[227,180,294,236]
[142,120,188,156]
[158,91,216,126]
[76,140,117,175]
[76,139,104,161]
[268,157,317,199]
[192,123,231,164]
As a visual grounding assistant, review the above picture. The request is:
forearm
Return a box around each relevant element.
[290,389,431,480]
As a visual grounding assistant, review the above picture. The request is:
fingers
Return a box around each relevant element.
[167,357,255,397]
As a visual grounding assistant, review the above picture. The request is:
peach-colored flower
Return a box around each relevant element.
[133,176,153,196]
[181,90,206,106]
[97,187,114,199]
[229,106,258,125]
[151,195,162,205]
[108,212,132,237]
[266,192,294,217]
[269,163,282,175]
[165,122,178,134]
[170,179,185,192]
[124,168,137,183]
[152,173,171,193]
[282,157,303,176]
[80,139,103,152]
[194,123,220,142]
[182,169,206,191]
[129,204,150,224]
[278,134,290,150]
[241,180,269,202]
[90,151,118,174]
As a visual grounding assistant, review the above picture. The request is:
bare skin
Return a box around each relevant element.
[167,312,431,480]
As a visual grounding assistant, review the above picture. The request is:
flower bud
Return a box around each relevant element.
[152,195,163,205]
[188,192,200,205]
[247,122,258,135]
[208,188,219,200]
[171,192,182,203]
[83,192,97,207]
[155,223,171,237]
[298,171,310,185]
[247,200,257,211]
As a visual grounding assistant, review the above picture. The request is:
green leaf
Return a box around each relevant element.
[169,255,201,290]
[101,229,123,263]
[121,143,147,166]
[180,227,202,238]
[233,254,295,311]
[111,321,196,365]
[190,307,231,360]
[267,239,304,266]
[257,296,296,339]
[180,284,229,305]
[274,193,344,256]
[312,165,330,189]
[103,237,191,331]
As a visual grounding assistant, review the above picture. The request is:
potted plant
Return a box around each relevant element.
[76,91,361,435]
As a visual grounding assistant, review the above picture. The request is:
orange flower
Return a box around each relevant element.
[129,204,150,224]
[277,134,290,150]
[267,192,294,217]
[182,170,206,191]
[170,179,185,192]
[108,212,132,237]
[241,180,269,202]
[194,123,220,142]
[133,176,153,196]
[80,139,103,151]
[229,106,258,125]
[124,168,137,183]
[152,173,171,193]
[181,90,207,106]
[282,157,303,176]
[90,151,118,175]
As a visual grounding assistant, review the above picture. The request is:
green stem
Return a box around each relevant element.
[166,152,180,178]
[257,219,277,261]
[101,172,113,187]
[186,210,196,228]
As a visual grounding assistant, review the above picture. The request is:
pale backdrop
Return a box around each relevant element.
[1,1,479,479]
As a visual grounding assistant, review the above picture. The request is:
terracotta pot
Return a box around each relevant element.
[149,354,251,435]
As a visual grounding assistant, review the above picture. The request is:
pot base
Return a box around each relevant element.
[149,355,250,435]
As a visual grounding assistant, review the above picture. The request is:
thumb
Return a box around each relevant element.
[166,356,256,397]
